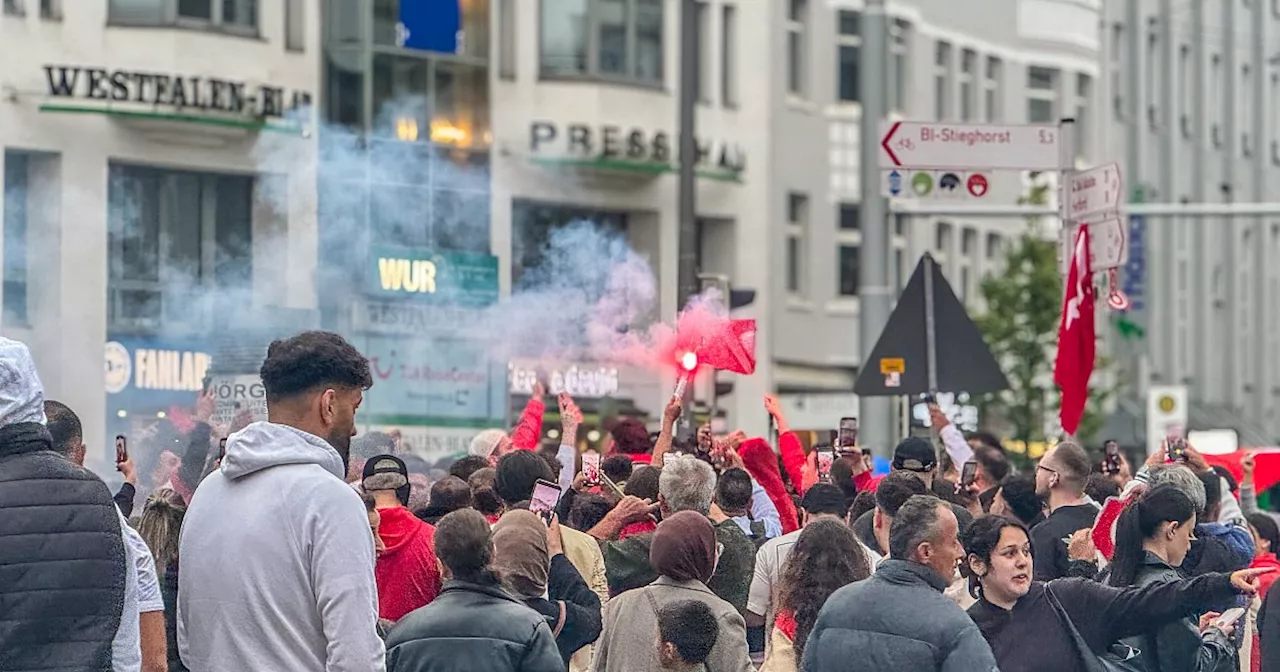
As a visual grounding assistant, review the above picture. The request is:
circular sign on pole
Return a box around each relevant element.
[966,173,989,197]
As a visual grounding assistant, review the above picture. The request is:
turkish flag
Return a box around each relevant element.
[698,319,757,375]
[1054,226,1096,435]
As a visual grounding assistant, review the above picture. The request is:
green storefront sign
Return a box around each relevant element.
[367,246,499,307]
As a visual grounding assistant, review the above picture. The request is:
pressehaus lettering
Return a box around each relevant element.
[529,121,746,173]
[43,65,311,119]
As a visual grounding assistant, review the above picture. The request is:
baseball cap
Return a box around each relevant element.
[891,437,937,472]
[363,454,410,505]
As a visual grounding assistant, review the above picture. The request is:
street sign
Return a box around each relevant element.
[1066,162,1122,220]
[1059,217,1128,272]
[881,169,994,199]
[879,121,1061,170]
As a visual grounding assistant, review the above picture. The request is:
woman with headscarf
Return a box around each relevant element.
[591,511,753,672]
[492,510,602,668]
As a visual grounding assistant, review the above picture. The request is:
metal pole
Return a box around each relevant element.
[1191,0,1207,401]
[676,0,699,310]
[859,0,892,455]
[1252,0,1268,425]
[923,254,939,394]
[1223,0,1238,408]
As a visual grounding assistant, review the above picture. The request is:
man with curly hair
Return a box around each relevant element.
[178,331,385,672]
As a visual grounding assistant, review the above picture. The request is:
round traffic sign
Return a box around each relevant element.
[967,174,989,197]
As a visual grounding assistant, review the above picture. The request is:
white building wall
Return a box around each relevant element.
[0,1,320,465]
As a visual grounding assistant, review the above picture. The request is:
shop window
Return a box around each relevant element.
[511,201,628,291]
[3,152,29,326]
[108,0,258,34]
[541,0,663,86]
[107,165,253,333]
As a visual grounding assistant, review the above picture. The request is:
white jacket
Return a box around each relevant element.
[178,422,385,672]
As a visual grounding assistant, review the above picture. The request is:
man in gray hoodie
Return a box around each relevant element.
[178,331,384,672]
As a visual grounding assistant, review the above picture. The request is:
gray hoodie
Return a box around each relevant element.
[177,421,385,672]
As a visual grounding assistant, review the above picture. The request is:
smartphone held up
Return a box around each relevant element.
[530,479,562,523]
[115,435,128,464]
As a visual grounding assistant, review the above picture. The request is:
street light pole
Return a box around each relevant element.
[858,0,893,454]
[677,0,699,310]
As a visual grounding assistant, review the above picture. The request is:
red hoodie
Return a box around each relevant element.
[1251,552,1280,672]
[739,438,800,534]
[374,506,443,622]
[510,396,545,451]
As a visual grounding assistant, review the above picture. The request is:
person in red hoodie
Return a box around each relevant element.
[363,454,443,623]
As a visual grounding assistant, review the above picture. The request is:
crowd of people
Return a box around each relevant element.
[3,330,1280,672]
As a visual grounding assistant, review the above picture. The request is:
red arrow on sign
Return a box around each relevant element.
[881,121,902,167]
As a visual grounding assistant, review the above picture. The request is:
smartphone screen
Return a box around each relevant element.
[837,417,858,450]
[115,435,128,463]
[1103,440,1121,474]
[1167,429,1188,463]
[817,449,835,481]
[530,479,562,520]
[582,452,601,484]
[1215,607,1246,629]
[218,437,228,462]
[960,460,978,488]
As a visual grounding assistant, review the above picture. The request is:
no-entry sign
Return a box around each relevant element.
[880,121,1061,171]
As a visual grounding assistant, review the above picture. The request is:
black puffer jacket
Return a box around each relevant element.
[0,422,127,671]
[385,579,564,672]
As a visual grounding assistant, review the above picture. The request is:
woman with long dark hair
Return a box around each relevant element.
[1105,484,1248,671]
[962,510,1270,672]
[762,519,871,671]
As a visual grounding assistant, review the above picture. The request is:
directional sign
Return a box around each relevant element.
[1066,162,1122,221]
[1059,217,1128,272]
[880,121,1061,170]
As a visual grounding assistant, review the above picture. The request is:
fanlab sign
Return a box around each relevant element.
[529,121,746,177]
[41,65,312,124]
[366,245,499,308]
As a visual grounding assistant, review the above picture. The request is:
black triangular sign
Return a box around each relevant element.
[854,253,1009,397]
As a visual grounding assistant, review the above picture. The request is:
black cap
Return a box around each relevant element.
[363,454,410,505]
[892,437,937,472]
[800,483,849,516]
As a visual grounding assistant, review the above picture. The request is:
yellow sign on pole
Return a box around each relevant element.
[879,358,905,375]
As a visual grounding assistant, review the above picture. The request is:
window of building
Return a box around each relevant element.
[1211,54,1222,148]
[837,10,861,103]
[961,227,976,256]
[1075,74,1091,159]
[371,55,490,148]
[1111,23,1124,119]
[786,192,807,295]
[893,248,905,293]
[1242,63,1253,156]
[936,221,952,252]
[893,213,908,238]
[889,19,909,112]
[107,0,257,32]
[986,232,1002,260]
[3,152,29,326]
[786,0,807,96]
[1027,66,1057,123]
[499,0,517,79]
[934,42,951,120]
[839,203,859,230]
[325,51,365,130]
[1179,44,1191,138]
[695,1,711,103]
[838,245,860,297]
[540,0,663,85]
[984,56,1002,122]
[107,165,254,332]
[891,214,908,294]
[1272,71,1280,165]
[2,0,21,16]
[40,0,59,20]
[285,0,304,51]
[722,5,737,106]
[959,49,976,121]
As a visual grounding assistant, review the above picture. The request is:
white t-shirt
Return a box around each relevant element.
[747,522,881,637]
[112,510,164,672]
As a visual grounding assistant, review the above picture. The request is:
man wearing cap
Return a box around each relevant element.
[364,454,443,622]
[745,484,881,659]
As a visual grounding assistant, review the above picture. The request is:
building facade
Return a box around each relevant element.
[0,0,320,468]
[1102,0,1280,445]
[493,0,1103,440]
